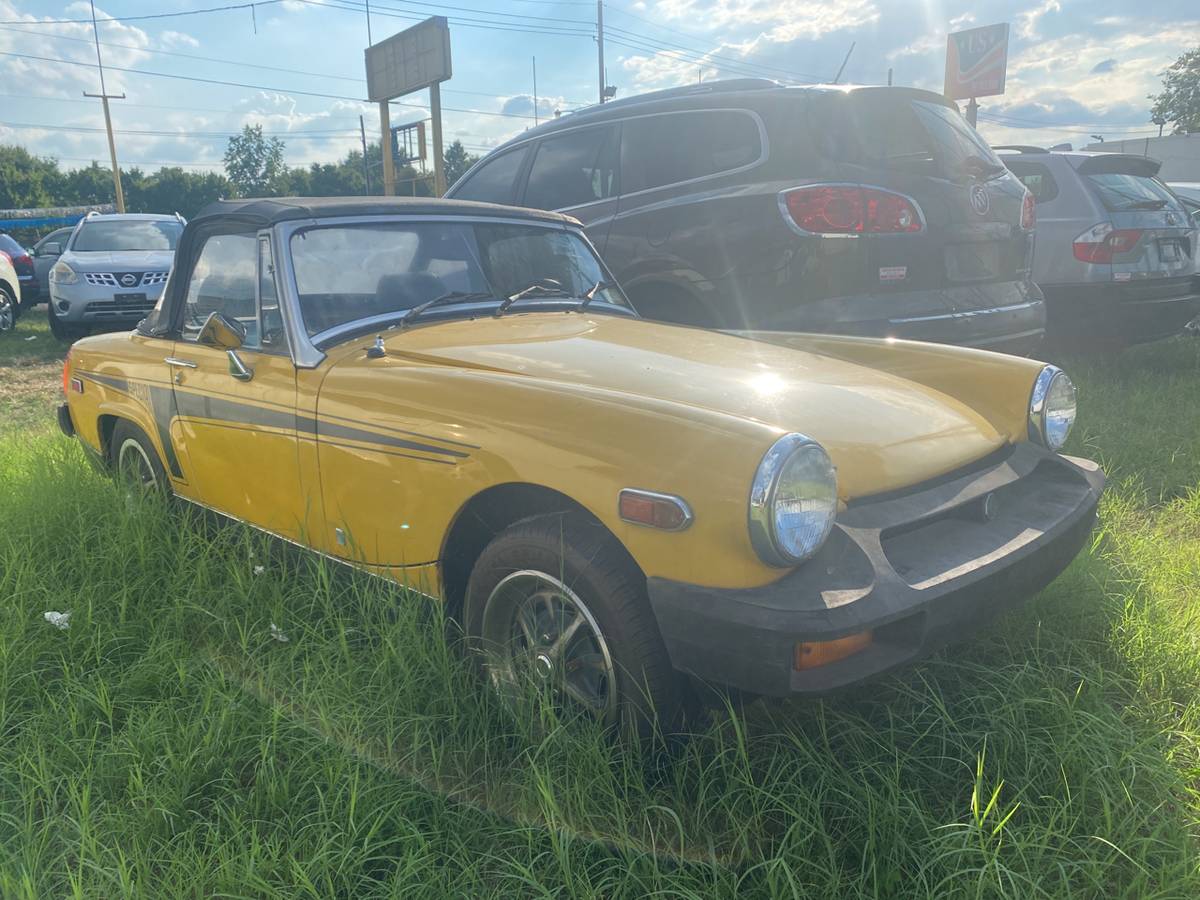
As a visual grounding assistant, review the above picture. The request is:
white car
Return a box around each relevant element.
[0,245,22,333]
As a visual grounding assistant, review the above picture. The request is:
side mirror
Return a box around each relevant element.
[196,311,246,350]
[41,242,62,257]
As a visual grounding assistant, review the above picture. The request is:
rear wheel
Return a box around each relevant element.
[464,513,695,737]
[0,286,17,333]
[110,420,169,495]
[628,283,721,329]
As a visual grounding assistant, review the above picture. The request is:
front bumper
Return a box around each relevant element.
[1041,278,1200,344]
[646,444,1105,696]
[51,282,164,324]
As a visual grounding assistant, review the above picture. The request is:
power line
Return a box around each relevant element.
[0,1,287,27]
[0,49,539,120]
[0,119,362,139]
[0,24,590,105]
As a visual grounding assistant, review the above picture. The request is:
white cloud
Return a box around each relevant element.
[160,30,200,50]
[1017,0,1062,40]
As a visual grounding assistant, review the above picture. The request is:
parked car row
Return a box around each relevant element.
[448,79,1200,353]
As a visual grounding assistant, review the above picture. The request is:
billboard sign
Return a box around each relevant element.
[944,23,1009,100]
[366,16,451,102]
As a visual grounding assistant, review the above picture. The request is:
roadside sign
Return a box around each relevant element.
[365,16,452,103]
[944,23,1009,100]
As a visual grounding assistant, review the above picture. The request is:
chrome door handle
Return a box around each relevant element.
[164,357,198,368]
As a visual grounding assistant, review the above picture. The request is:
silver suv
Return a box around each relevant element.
[48,212,185,341]
[998,147,1199,347]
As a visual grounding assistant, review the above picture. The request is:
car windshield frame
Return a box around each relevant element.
[71,219,183,253]
[274,214,635,361]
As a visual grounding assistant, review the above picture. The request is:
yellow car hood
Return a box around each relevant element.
[360,313,1009,497]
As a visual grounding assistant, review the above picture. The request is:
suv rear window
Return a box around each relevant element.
[815,92,1006,180]
[1084,172,1183,213]
[620,109,762,194]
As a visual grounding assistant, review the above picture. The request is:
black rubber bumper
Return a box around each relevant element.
[56,402,75,438]
[1041,280,1200,345]
[646,445,1105,697]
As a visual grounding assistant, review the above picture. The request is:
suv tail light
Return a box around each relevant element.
[1072,223,1142,263]
[15,253,33,268]
[1020,190,1036,230]
[780,185,924,235]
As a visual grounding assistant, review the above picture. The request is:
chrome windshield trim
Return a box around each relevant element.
[276,214,612,366]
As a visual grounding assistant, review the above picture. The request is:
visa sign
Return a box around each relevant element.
[944,23,1009,100]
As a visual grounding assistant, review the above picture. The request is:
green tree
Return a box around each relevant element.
[0,145,62,209]
[223,125,287,197]
[1150,47,1200,133]
[442,139,477,188]
[128,167,233,220]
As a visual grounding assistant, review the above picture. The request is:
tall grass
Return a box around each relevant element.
[0,339,1198,897]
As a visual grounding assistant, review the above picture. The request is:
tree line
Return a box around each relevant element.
[1,125,479,240]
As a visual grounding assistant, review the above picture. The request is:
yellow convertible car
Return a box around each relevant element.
[58,197,1104,730]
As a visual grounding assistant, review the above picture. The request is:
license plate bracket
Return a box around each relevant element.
[1158,240,1183,263]
[113,292,148,302]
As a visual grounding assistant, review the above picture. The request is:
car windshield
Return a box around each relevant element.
[289,220,631,338]
[73,220,182,252]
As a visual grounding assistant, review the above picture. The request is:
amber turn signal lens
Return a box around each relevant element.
[618,489,692,531]
[794,630,873,671]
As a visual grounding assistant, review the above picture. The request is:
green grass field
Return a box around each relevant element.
[1,328,1198,898]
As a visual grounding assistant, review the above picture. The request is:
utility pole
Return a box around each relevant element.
[597,0,605,103]
[380,102,395,195]
[365,0,373,45]
[84,0,124,213]
[430,85,446,195]
[359,115,371,195]
[532,57,538,126]
[832,41,855,84]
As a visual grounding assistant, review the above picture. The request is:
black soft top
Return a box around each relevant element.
[190,196,579,228]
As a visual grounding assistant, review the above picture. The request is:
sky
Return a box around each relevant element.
[0,0,1196,176]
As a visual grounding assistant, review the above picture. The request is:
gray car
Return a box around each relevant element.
[48,212,185,341]
[30,226,76,305]
[999,148,1199,347]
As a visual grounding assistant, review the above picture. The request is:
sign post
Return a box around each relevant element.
[365,16,452,196]
[944,23,1009,128]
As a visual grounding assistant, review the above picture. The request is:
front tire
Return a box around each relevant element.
[463,513,693,737]
[48,301,87,342]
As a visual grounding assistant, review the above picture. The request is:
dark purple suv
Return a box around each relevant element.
[448,79,1045,355]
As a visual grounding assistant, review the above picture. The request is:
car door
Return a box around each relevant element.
[166,231,307,540]
[34,227,73,295]
[519,123,621,254]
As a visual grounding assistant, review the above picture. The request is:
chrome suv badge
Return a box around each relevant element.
[969,183,990,216]
[119,273,138,287]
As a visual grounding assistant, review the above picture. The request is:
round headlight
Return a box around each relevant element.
[1028,365,1077,451]
[749,434,838,566]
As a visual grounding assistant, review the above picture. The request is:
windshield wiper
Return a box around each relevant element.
[494,279,572,316]
[398,290,496,328]
[578,279,617,310]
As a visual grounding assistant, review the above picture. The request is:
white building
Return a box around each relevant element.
[1081,134,1200,182]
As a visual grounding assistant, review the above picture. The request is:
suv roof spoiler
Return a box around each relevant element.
[1075,154,1161,177]
[993,145,1047,154]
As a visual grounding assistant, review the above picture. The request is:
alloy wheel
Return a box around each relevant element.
[117,437,158,491]
[480,569,618,726]
[0,291,14,332]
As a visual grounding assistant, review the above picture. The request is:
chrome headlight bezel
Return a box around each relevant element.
[1028,365,1077,451]
[748,433,838,567]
